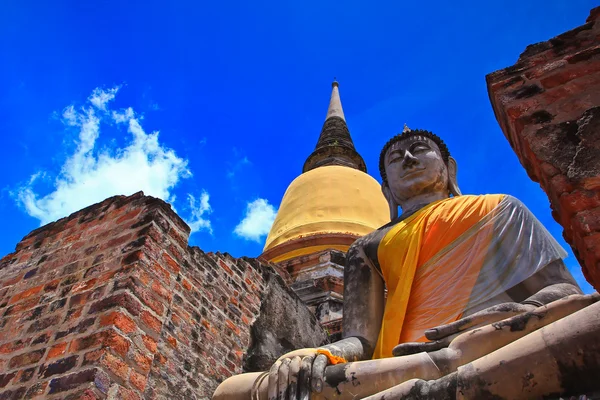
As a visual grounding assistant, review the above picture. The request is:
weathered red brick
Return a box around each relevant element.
[540,62,600,89]
[31,332,51,346]
[54,318,95,341]
[27,314,61,333]
[116,386,141,400]
[69,285,107,308]
[13,367,35,383]
[149,262,171,282]
[63,306,83,324]
[47,342,69,360]
[114,277,165,316]
[8,349,46,369]
[88,292,142,316]
[99,311,137,334]
[24,381,48,398]
[100,351,129,382]
[129,369,147,392]
[131,350,152,373]
[218,260,233,276]
[151,280,172,301]
[116,209,142,224]
[104,233,134,251]
[70,329,130,357]
[8,284,44,305]
[39,355,79,378]
[140,310,162,335]
[48,368,109,395]
[122,250,144,266]
[0,272,24,288]
[162,253,180,274]
[166,334,177,349]
[559,189,600,217]
[0,372,16,388]
[141,335,157,353]
[572,208,600,234]
[0,386,27,399]
[43,279,60,293]
[71,278,98,294]
[0,338,31,354]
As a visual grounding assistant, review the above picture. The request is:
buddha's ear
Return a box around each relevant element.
[382,183,398,221]
[447,156,462,196]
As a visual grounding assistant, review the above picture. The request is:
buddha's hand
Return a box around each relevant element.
[392,302,537,357]
[267,346,346,400]
[425,302,537,341]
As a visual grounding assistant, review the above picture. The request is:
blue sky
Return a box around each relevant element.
[0,1,596,293]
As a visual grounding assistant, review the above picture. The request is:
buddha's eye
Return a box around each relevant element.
[411,144,429,153]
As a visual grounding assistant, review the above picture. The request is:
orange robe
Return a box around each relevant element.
[373,194,504,359]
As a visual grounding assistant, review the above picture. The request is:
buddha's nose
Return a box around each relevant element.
[402,151,418,168]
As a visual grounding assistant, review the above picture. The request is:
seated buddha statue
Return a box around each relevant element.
[214,128,598,400]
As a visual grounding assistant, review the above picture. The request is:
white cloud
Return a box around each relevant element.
[17,86,211,233]
[89,86,119,110]
[234,198,277,242]
[227,155,250,179]
[186,192,212,235]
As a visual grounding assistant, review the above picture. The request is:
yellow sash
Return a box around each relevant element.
[373,194,504,359]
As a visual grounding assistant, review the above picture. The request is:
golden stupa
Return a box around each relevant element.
[262,82,389,263]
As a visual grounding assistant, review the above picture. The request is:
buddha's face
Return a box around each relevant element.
[383,135,449,203]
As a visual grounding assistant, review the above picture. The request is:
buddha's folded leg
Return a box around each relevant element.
[213,372,266,400]
[213,295,598,400]
[363,299,600,400]
[213,353,442,400]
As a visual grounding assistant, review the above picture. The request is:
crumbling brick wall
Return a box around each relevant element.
[486,7,600,291]
[0,192,326,399]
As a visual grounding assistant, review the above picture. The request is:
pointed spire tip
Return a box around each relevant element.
[326,79,345,121]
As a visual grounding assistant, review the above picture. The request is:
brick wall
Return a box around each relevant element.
[486,7,600,291]
[0,192,326,399]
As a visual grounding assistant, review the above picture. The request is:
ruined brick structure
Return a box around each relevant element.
[0,192,326,399]
[269,249,346,340]
[487,6,600,291]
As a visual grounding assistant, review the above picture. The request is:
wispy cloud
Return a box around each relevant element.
[89,86,119,110]
[186,192,212,235]
[227,151,251,180]
[16,86,212,233]
[234,198,277,242]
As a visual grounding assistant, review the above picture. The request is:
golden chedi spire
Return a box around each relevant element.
[326,79,345,120]
[302,81,367,173]
[262,81,388,263]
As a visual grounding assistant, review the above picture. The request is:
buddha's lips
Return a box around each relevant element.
[399,167,425,178]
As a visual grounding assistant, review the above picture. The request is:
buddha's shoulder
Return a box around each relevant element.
[446,193,519,205]
[452,193,509,201]
[350,219,398,252]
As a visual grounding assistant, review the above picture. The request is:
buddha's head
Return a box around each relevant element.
[379,128,461,219]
